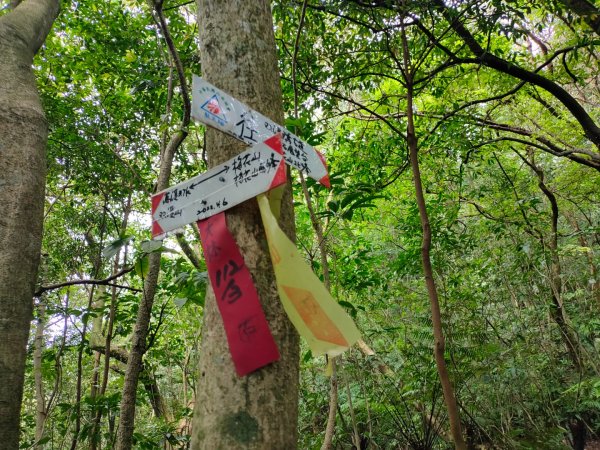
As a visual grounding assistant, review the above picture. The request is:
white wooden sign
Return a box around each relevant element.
[191,75,330,187]
[151,134,287,239]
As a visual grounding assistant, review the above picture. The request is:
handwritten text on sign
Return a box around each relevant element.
[151,134,286,239]
[191,75,330,187]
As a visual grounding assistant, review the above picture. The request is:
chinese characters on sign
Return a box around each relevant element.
[191,75,330,187]
[151,134,286,239]
[216,259,242,304]
[150,77,361,376]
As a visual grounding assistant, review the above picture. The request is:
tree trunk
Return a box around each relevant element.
[33,301,47,448]
[92,344,171,421]
[89,285,106,402]
[523,152,582,370]
[401,25,467,450]
[190,1,300,448]
[140,371,171,420]
[115,2,190,447]
[0,1,59,448]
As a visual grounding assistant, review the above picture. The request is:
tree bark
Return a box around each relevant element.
[0,0,59,448]
[190,1,300,449]
[92,344,171,420]
[89,285,106,404]
[522,152,582,370]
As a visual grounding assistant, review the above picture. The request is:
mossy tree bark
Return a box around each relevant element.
[191,1,300,449]
[0,0,59,448]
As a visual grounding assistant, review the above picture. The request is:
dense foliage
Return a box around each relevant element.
[7,0,599,448]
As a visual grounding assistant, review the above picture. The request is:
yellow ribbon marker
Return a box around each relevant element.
[257,194,361,357]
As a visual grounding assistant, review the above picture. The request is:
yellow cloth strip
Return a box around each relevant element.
[257,194,361,357]
[266,184,284,220]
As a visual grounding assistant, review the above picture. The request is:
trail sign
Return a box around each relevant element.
[191,75,330,187]
[151,134,286,239]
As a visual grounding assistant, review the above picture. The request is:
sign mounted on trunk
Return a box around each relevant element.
[191,75,330,187]
[151,134,286,239]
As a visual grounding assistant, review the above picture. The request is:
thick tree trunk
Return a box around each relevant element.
[190,1,300,449]
[0,1,59,448]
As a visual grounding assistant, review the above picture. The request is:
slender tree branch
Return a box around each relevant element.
[492,152,543,242]
[116,2,191,447]
[163,0,193,11]
[175,232,203,270]
[300,80,407,139]
[302,1,400,33]
[432,0,600,148]
[35,267,134,296]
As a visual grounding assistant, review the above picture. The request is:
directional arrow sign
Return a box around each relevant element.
[191,75,330,188]
[151,134,286,239]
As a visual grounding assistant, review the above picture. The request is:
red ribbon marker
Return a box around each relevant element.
[197,213,279,376]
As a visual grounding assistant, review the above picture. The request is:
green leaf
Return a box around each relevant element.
[338,300,358,318]
[134,255,150,278]
[284,117,304,132]
[302,349,313,363]
[124,49,137,63]
[140,239,163,253]
[35,436,51,446]
[102,236,134,260]
[173,297,188,308]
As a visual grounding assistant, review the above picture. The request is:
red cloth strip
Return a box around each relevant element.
[197,212,279,376]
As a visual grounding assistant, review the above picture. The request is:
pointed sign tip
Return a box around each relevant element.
[264,133,283,155]
[315,150,330,188]
[269,159,287,190]
[151,192,166,215]
[319,174,331,189]
[316,149,328,166]
[152,221,165,239]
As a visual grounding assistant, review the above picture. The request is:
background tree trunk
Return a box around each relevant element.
[0,0,59,448]
[33,301,47,448]
[191,1,300,448]
[401,23,467,450]
[115,2,190,447]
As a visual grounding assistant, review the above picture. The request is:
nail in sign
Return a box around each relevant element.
[151,134,286,239]
[191,75,330,188]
